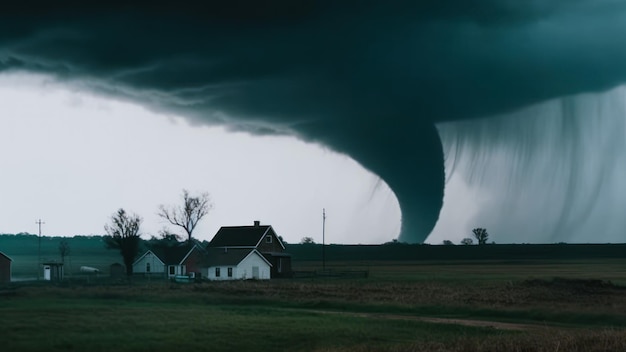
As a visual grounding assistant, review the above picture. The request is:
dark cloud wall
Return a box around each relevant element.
[1,1,626,242]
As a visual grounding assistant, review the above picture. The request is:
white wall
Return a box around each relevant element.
[206,252,270,280]
[132,252,165,275]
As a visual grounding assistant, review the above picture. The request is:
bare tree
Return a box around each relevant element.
[158,189,213,241]
[104,208,142,276]
[58,239,71,264]
[472,228,489,245]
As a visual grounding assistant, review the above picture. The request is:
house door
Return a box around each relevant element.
[252,266,259,279]
[43,266,51,280]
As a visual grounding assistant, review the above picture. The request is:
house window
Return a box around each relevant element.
[146,262,151,273]
[215,267,221,277]
[277,258,282,273]
[227,267,233,277]
[169,266,175,275]
[266,235,272,244]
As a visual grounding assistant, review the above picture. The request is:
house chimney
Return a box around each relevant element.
[254,220,260,227]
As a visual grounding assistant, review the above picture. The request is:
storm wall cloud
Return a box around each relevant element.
[2,1,626,242]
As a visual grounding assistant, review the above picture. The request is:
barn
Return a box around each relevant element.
[0,251,12,283]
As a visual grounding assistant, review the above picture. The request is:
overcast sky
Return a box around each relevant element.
[0,72,401,244]
[3,4,626,244]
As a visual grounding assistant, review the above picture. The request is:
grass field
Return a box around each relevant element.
[3,235,626,350]
[3,259,626,351]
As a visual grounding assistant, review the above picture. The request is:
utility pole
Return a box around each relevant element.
[322,208,326,271]
[36,219,45,280]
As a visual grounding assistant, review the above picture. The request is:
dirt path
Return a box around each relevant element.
[286,309,537,331]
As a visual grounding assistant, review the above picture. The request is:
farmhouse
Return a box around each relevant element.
[208,221,292,278]
[205,248,272,280]
[0,251,12,283]
[133,243,204,278]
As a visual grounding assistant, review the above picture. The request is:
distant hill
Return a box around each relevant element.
[0,234,119,278]
[3,233,626,279]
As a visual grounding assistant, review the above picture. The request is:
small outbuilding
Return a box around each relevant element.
[42,261,64,282]
[0,251,12,283]
[110,263,125,279]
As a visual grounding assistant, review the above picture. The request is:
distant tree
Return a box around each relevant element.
[461,237,474,245]
[442,240,454,245]
[278,236,287,245]
[58,239,71,264]
[147,227,183,248]
[104,208,142,276]
[472,228,489,245]
[158,189,213,242]
[383,239,408,245]
[300,237,316,244]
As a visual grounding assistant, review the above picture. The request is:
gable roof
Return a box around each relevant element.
[205,248,272,267]
[134,244,198,266]
[209,224,285,249]
[0,251,12,261]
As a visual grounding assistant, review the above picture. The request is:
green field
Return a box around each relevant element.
[3,235,626,351]
[2,260,626,351]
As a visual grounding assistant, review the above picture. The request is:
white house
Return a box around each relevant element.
[208,221,292,278]
[205,248,272,280]
[133,244,203,278]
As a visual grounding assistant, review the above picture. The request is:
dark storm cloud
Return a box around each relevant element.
[1,1,626,242]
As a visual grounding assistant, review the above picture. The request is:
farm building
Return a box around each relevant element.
[110,263,125,278]
[133,243,204,278]
[208,221,292,278]
[0,251,12,283]
[205,248,271,280]
[42,262,64,281]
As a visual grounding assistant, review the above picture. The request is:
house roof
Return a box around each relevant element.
[209,224,285,249]
[134,243,198,266]
[0,251,12,261]
[205,248,272,267]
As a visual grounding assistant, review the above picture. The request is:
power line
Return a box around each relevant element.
[322,208,326,271]
[36,219,45,280]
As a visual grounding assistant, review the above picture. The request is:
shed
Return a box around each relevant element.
[0,251,12,283]
[42,261,64,282]
[110,263,125,278]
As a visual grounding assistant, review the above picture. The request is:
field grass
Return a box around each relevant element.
[294,258,626,284]
[1,298,487,351]
[3,268,626,351]
[3,235,626,351]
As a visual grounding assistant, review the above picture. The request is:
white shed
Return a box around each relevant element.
[132,250,166,276]
[205,248,272,280]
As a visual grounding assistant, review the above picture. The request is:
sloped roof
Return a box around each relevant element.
[205,248,272,267]
[0,251,12,261]
[209,225,271,247]
[146,244,197,265]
